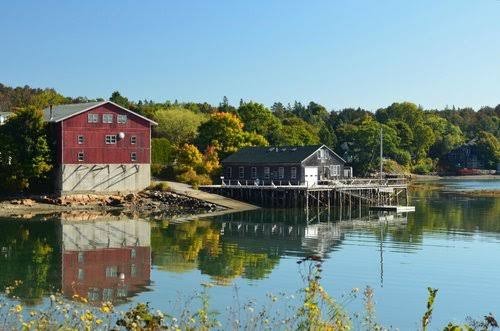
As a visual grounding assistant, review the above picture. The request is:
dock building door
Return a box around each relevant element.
[304,167,318,186]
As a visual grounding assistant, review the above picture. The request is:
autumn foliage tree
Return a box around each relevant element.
[174,144,221,187]
[196,112,268,157]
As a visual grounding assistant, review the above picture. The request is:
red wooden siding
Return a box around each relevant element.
[59,103,151,164]
[62,246,151,303]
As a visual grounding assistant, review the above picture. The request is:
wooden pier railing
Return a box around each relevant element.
[207,177,407,189]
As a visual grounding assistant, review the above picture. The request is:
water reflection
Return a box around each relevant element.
[0,213,151,305]
[1,186,498,312]
[150,208,408,285]
[61,217,151,304]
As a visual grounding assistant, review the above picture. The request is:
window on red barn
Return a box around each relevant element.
[77,151,84,162]
[77,135,84,144]
[105,135,117,144]
[131,136,137,144]
[131,152,137,162]
[87,114,98,123]
[117,115,127,124]
[102,114,113,123]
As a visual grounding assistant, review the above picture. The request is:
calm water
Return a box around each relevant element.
[1,179,499,329]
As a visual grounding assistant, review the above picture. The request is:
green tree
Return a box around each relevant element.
[109,91,132,109]
[151,138,174,178]
[376,102,424,125]
[476,131,500,169]
[237,101,282,144]
[31,89,69,110]
[337,117,406,175]
[274,116,320,146]
[426,114,464,158]
[196,112,268,156]
[154,107,207,145]
[0,107,53,192]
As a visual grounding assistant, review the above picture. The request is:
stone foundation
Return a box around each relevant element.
[57,163,150,194]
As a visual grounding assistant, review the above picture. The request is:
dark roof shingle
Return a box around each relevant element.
[42,101,105,122]
[42,101,157,124]
[222,145,324,164]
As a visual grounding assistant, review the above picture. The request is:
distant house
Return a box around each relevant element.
[221,145,349,186]
[43,101,157,194]
[0,111,13,125]
[444,139,496,174]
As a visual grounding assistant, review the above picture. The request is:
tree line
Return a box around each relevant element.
[0,83,498,191]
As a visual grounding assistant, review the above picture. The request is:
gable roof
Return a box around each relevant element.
[0,111,14,116]
[222,145,345,164]
[42,101,157,125]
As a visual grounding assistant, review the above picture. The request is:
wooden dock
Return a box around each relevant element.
[369,205,416,213]
[200,177,413,213]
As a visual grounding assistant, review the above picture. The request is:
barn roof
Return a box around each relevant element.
[42,101,157,124]
[0,111,13,116]
[222,145,345,164]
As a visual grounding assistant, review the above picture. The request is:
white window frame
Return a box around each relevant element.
[330,164,340,176]
[102,114,114,123]
[318,149,325,159]
[105,266,118,278]
[102,288,113,300]
[278,167,285,179]
[131,264,137,277]
[264,167,270,179]
[130,136,137,144]
[77,135,84,144]
[251,167,257,179]
[87,113,98,123]
[117,114,127,124]
[131,152,137,162]
[291,167,297,179]
[105,135,117,144]
[225,167,232,178]
[77,151,84,162]
[239,166,245,179]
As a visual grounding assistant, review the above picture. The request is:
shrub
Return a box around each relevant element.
[412,158,437,174]
[151,138,174,165]
[149,182,170,192]
[151,164,174,180]
[176,167,212,188]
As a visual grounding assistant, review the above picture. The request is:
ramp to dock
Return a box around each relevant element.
[160,181,259,211]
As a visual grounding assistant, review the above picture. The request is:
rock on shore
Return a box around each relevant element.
[3,189,225,218]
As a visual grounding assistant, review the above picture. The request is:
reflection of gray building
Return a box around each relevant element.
[217,211,345,258]
[60,217,151,304]
[0,111,13,125]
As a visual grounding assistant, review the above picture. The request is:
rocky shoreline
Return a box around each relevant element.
[0,189,225,220]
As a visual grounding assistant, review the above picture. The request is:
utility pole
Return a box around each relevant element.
[380,127,383,182]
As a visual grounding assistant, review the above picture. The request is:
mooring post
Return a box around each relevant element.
[339,191,343,221]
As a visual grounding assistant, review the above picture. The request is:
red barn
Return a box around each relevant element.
[43,101,157,193]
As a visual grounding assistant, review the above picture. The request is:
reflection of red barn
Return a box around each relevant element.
[60,219,151,304]
[62,246,151,303]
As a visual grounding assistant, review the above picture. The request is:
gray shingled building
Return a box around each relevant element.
[221,145,349,186]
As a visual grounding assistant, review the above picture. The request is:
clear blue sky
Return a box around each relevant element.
[1,1,499,110]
